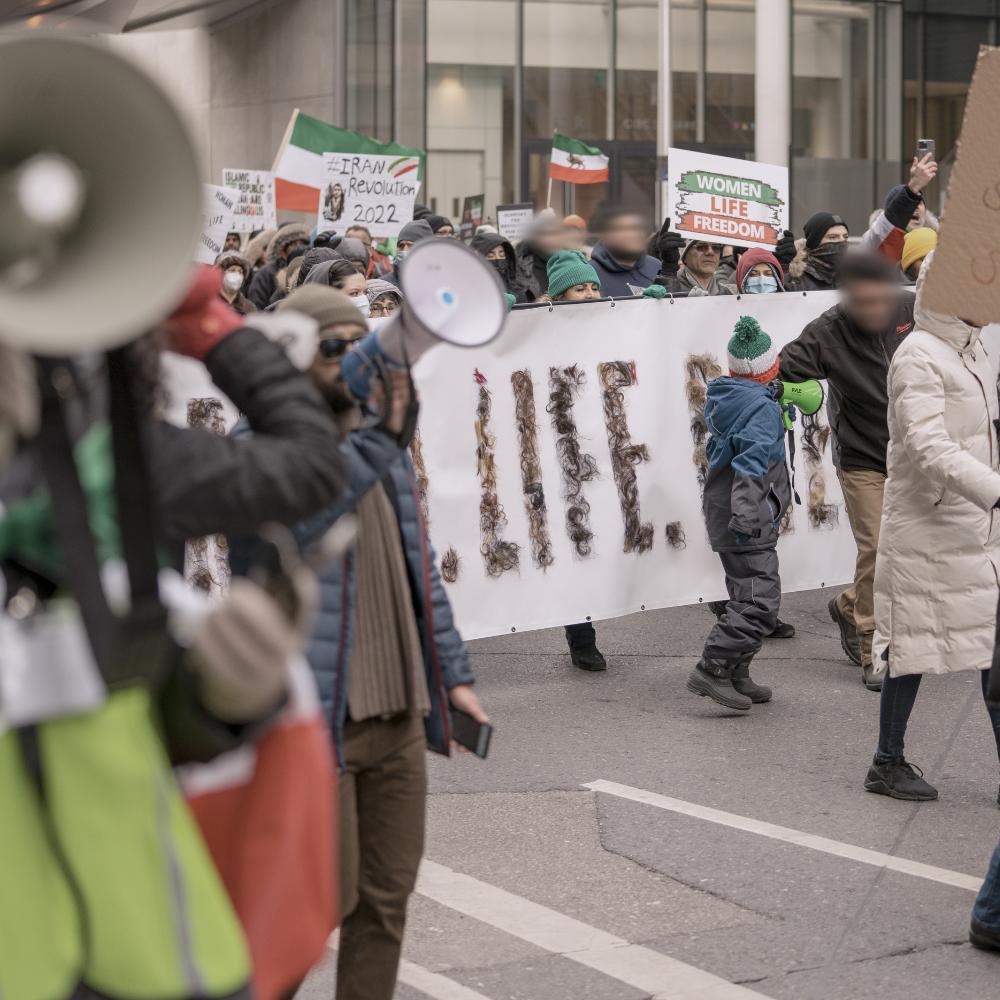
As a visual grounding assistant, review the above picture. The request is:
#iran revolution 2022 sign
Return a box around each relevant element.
[666,148,788,251]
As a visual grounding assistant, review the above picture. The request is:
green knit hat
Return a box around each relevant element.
[727,315,780,384]
[546,250,601,300]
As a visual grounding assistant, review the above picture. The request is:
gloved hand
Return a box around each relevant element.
[652,223,684,276]
[162,265,244,362]
[189,568,318,724]
[642,283,668,299]
[773,230,796,272]
[504,292,516,312]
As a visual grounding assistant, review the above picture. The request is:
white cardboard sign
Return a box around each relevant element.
[195,184,240,264]
[317,152,421,237]
[666,148,788,250]
[221,168,277,232]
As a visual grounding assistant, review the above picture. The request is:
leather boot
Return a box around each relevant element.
[731,662,772,703]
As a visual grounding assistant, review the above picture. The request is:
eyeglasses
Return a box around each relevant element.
[318,337,357,359]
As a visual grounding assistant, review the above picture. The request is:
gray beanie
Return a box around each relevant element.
[366,278,402,306]
[397,219,434,244]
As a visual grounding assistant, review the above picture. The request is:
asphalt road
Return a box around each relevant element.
[299,586,1000,999]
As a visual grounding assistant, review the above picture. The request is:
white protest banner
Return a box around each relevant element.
[413,292,850,640]
[317,152,421,237]
[221,168,277,232]
[195,184,240,264]
[497,202,535,243]
[666,148,788,251]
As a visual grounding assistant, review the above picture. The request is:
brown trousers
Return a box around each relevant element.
[336,713,427,1000]
[835,469,886,667]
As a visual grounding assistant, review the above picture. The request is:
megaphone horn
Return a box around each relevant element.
[341,238,507,400]
[0,36,202,355]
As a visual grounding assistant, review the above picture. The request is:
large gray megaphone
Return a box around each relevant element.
[340,238,506,400]
[0,36,201,355]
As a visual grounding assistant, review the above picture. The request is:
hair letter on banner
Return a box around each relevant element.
[413,292,865,640]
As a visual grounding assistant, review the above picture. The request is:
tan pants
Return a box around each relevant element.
[836,469,886,667]
[337,713,427,1000]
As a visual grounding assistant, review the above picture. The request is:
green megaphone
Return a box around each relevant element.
[777,379,824,430]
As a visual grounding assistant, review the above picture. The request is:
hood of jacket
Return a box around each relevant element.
[470,231,518,287]
[705,377,784,476]
[913,250,980,350]
[736,248,784,291]
[590,242,661,281]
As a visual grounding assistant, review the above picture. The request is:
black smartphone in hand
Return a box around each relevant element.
[451,709,492,758]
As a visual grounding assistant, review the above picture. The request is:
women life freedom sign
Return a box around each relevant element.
[666,148,788,251]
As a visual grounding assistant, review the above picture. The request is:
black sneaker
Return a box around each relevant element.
[768,619,795,639]
[864,758,938,801]
[686,660,752,712]
[970,919,1000,952]
[828,597,862,666]
[571,646,607,672]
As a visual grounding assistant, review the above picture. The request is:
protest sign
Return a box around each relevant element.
[497,202,534,243]
[317,152,421,237]
[922,46,1000,325]
[459,194,484,240]
[195,184,240,264]
[221,168,277,232]
[665,148,788,251]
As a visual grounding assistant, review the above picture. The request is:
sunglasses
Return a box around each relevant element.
[318,337,357,359]
[691,242,720,254]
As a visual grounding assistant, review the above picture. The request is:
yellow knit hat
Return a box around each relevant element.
[902,226,937,273]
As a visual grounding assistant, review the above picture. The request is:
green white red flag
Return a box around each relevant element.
[549,133,609,185]
[272,109,423,212]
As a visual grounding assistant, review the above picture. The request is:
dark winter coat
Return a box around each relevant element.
[231,421,473,767]
[515,244,550,301]
[588,243,661,297]
[779,295,915,475]
[149,327,344,550]
[247,260,278,310]
[702,377,791,553]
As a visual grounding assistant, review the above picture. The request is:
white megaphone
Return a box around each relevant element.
[340,238,507,400]
[0,35,201,355]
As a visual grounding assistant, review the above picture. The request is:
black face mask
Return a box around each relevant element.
[487,258,509,284]
[805,240,846,282]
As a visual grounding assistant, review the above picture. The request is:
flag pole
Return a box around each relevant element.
[547,127,556,208]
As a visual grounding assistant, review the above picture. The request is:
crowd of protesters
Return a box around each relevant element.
[7,136,1000,1000]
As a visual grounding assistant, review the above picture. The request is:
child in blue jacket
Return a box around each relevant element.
[687,316,792,711]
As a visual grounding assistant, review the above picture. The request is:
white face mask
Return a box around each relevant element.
[350,293,371,318]
[223,269,244,292]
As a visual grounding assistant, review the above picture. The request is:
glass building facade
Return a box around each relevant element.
[344,0,1000,232]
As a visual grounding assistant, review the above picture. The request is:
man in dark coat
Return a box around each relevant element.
[779,251,913,689]
[588,205,661,296]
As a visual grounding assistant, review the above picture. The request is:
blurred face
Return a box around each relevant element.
[843,278,898,333]
[346,227,372,247]
[820,225,849,245]
[310,321,368,411]
[601,214,648,259]
[559,282,601,302]
[908,203,926,230]
[485,245,506,261]
[435,224,455,238]
[396,239,414,255]
[369,295,399,318]
[283,239,307,261]
[685,241,721,277]
[532,223,564,258]
[223,232,241,251]
[561,224,586,251]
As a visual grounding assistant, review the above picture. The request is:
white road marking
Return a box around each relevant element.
[417,859,768,999]
[583,779,984,893]
[398,959,494,1000]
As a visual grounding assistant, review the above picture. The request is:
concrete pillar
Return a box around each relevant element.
[657,0,672,160]
[754,0,791,166]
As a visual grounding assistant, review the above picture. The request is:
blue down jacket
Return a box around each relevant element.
[702,377,791,554]
[231,421,473,767]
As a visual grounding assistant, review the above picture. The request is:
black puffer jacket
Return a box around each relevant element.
[470,232,531,302]
[779,293,915,474]
[150,327,345,548]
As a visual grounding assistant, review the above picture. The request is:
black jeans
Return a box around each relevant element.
[875,669,1000,764]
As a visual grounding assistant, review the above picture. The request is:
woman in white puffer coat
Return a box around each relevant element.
[867,252,1000,802]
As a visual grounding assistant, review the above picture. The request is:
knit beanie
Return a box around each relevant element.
[546,250,601,300]
[398,219,434,244]
[365,278,401,307]
[803,212,848,251]
[278,285,368,333]
[901,226,937,273]
[727,315,779,384]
